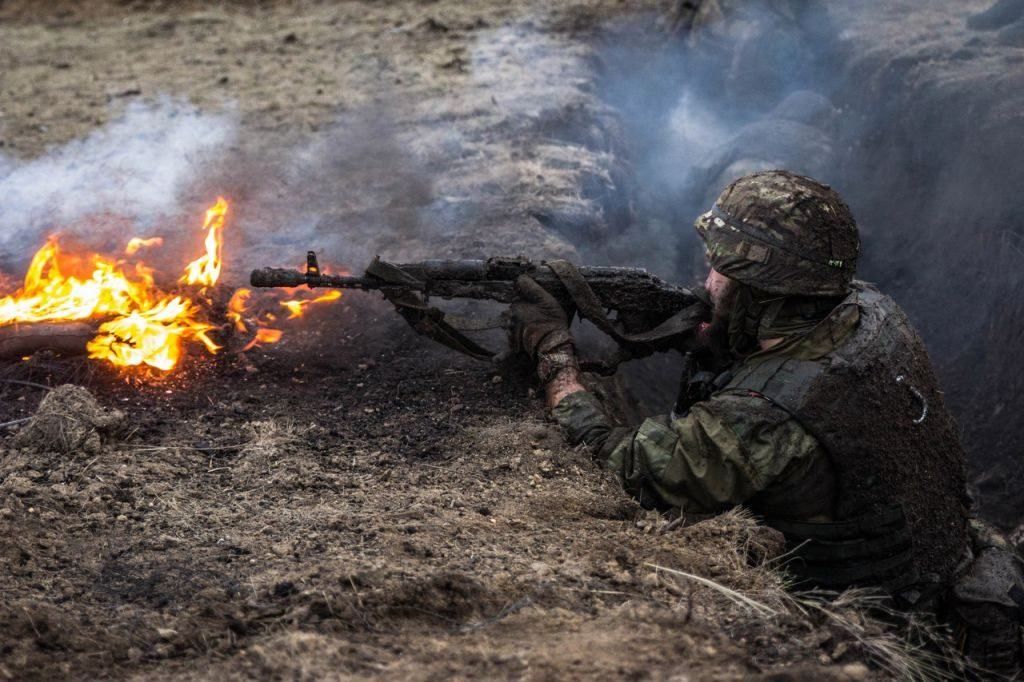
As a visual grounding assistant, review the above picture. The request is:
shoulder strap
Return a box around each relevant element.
[545,259,709,347]
[366,257,498,360]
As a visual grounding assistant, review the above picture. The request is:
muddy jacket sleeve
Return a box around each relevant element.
[551,390,826,514]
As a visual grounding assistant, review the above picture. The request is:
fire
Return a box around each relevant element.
[0,200,233,371]
[87,297,218,372]
[228,287,284,351]
[0,239,156,325]
[227,288,252,333]
[181,197,228,287]
[281,290,342,318]
[124,237,164,255]
[1,196,344,373]
[229,286,340,350]
[240,327,283,352]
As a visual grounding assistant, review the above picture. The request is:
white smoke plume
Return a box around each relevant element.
[0,98,236,262]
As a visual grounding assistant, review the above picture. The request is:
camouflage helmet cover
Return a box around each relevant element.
[695,170,860,297]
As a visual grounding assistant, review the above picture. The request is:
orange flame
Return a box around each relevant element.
[87,297,219,371]
[1,196,346,372]
[0,198,236,371]
[229,283,340,351]
[0,239,156,325]
[241,328,283,352]
[181,197,228,287]
[124,237,164,256]
[227,288,252,333]
[280,290,342,318]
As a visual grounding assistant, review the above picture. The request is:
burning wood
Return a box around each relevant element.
[0,198,342,371]
[0,321,97,359]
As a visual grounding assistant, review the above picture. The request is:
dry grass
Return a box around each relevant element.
[645,508,971,681]
[240,419,306,461]
[647,563,779,617]
[227,418,314,488]
[792,590,971,681]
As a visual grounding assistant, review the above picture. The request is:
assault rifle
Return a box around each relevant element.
[250,252,710,374]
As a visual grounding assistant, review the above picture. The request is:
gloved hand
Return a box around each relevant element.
[509,275,573,359]
[511,275,579,385]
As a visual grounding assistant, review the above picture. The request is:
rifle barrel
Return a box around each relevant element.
[250,267,389,291]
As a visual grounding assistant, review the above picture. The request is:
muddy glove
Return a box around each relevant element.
[510,275,578,383]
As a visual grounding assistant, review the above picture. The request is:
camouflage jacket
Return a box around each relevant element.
[551,308,857,519]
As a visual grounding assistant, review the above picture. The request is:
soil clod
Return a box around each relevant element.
[13,384,125,455]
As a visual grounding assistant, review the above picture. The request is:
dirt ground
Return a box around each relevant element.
[0,0,1010,680]
[0,304,901,681]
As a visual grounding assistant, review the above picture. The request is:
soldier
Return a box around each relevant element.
[510,170,1024,677]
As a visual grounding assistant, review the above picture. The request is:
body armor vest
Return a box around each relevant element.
[721,283,969,595]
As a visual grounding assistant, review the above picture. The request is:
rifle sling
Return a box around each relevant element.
[365,256,425,288]
[544,259,708,347]
[366,258,497,360]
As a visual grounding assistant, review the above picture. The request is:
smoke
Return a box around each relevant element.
[0,98,237,264]
[244,112,437,269]
[0,94,444,287]
[591,2,844,278]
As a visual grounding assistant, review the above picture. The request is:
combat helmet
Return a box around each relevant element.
[694,170,860,297]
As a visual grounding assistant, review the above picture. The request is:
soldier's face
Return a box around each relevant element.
[705,268,733,313]
[701,267,738,355]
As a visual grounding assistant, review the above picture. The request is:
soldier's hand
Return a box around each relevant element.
[510,275,573,360]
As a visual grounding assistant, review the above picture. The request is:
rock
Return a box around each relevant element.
[151,534,183,550]
[49,483,75,498]
[530,561,552,577]
[840,662,869,680]
[13,385,125,455]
